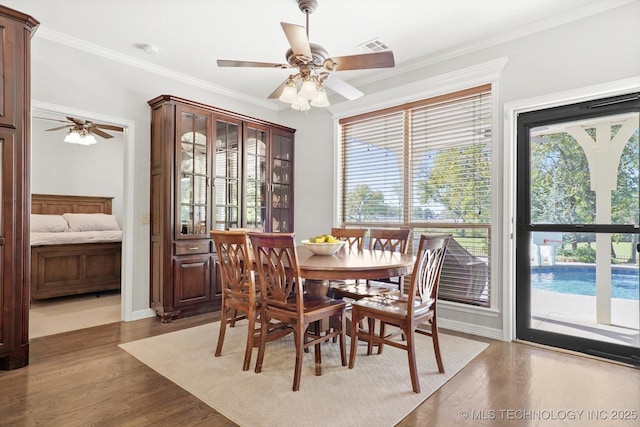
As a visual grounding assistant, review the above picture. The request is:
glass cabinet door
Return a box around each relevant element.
[245,124,268,230]
[177,108,210,238]
[271,129,294,232]
[213,118,241,230]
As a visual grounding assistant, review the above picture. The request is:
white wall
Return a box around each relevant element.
[31,118,125,224]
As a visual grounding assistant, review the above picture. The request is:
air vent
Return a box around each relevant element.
[358,38,389,53]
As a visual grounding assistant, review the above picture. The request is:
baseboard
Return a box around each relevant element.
[438,317,504,340]
[126,308,156,322]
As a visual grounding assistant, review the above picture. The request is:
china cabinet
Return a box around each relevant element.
[0,5,38,369]
[148,95,295,321]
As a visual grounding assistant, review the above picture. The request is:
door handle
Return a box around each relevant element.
[637,243,640,253]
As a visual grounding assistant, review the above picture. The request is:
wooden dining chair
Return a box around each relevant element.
[348,234,451,393]
[212,230,291,372]
[211,230,259,371]
[367,228,412,293]
[249,232,347,391]
[331,227,366,250]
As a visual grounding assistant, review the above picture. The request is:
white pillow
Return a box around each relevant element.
[30,214,69,233]
[62,213,120,232]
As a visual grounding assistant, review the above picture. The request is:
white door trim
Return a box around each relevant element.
[31,100,136,322]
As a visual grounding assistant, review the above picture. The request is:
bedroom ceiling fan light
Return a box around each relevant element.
[64,127,97,146]
[81,132,98,146]
[64,128,81,144]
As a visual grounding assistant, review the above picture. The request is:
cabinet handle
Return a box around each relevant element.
[189,247,199,250]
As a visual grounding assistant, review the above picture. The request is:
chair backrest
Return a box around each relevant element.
[211,230,256,304]
[369,228,411,254]
[407,234,451,315]
[331,227,366,250]
[248,232,304,314]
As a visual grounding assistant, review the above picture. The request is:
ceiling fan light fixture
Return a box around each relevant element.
[298,77,319,100]
[279,80,298,103]
[310,88,330,107]
[64,127,97,146]
[81,132,98,146]
[291,96,311,112]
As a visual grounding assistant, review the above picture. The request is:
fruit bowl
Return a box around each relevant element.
[301,239,345,256]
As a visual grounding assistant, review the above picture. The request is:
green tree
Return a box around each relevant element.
[346,184,388,221]
[530,126,638,259]
[416,143,491,223]
[530,132,594,224]
[612,128,639,262]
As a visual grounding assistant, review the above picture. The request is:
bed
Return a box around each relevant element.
[30,194,122,300]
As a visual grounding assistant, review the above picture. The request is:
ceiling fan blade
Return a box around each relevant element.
[90,128,113,139]
[67,116,86,125]
[217,59,290,69]
[93,123,124,132]
[323,75,364,101]
[45,125,72,132]
[280,22,312,59]
[268,79,289,100]
[326,51,395,71]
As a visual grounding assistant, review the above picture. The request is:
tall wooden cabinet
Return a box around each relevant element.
[148,95,295,321]
[0,6,38,370]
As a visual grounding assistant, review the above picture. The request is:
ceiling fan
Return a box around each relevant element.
[216,0,395,109]
[43,116,124,139]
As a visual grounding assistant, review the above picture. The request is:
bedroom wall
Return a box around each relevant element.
[31,118,125,224]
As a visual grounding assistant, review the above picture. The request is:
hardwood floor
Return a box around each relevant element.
[1,313,638,426]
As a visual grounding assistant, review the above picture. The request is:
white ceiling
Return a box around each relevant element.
[4,0,634,109]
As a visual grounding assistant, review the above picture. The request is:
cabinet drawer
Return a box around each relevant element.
[174,240,210,255]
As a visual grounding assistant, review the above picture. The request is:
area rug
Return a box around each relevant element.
[119,321,488,427]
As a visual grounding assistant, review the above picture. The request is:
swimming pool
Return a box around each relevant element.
[531,265,639,300]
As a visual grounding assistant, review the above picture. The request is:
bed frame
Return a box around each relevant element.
[30,194,122,300]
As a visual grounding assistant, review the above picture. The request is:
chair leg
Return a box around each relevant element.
[314,340,322,376]
[230,309,238,327]
[242,306,255,371]
[406,328,420,393]
[293,324,306,391]
[215,305,228,357]
[378,321,386,354]
[366,317,375,355]
[431,318,445,373]
[339,312,347,366]
[348,308,363,369]
[254,311,269,374]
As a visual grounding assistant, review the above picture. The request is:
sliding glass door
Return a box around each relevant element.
[516,93,640,366]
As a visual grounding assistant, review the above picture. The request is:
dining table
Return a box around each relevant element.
[296,246,416,298]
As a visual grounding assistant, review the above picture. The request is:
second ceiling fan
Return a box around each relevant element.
[217,0,395,109]
[44,116,124,140]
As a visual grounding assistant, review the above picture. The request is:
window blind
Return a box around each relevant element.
[339,85,492,307]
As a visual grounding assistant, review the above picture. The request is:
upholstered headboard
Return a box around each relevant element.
[31,194,113,215]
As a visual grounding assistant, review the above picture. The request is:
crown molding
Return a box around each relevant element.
[34,26,279,111]
[328,57,508,119]
[348,0,636,90]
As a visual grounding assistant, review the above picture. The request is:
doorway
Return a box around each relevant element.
[31,101,136,334]
[515,92,640,366]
